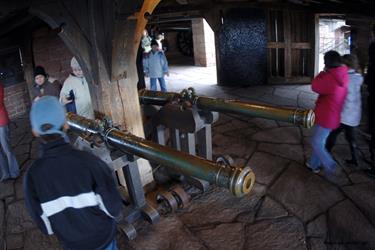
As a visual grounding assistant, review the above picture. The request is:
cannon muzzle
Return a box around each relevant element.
[139,89,315,128]
[66,113,255,197]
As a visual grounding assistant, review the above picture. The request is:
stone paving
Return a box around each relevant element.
[1,65,375,250]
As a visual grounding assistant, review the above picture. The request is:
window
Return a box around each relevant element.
[0,47,25,86]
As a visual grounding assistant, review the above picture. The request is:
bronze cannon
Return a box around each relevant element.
[66,113,255,197]
[139,88,315,128]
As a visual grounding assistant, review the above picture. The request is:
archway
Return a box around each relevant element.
[142,11,218,94]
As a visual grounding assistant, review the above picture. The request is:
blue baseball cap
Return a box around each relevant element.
[30,96,66,136]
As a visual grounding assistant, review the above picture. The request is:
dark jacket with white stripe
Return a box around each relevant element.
[24,139,123,250]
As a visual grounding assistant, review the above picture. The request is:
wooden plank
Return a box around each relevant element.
[283,10,292,78]
[291,42,311,49]
[267,42,286,48]
[268,46,272,76]
[133,0,161,53]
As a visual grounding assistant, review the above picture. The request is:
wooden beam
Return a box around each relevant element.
[283,10,292,78]
[267,42,286,48]
[291,42,311,49]
[133,0,161,54]
[0,14,33,37]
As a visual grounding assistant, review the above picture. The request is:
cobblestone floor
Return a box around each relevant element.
[2,65,375,250]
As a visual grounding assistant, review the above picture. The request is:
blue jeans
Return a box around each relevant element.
[150,77,167,92]
[309,125,336,172]
[104,239,117,250]
[0,125,19,180]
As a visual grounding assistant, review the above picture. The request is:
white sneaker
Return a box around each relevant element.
[305,162,321,174]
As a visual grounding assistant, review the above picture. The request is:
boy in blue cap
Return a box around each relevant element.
[24,96,123,250]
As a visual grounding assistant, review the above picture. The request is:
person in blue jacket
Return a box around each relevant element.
[24,96,123,250]
[143,39,169,92]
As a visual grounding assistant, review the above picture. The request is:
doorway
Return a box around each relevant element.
[318,17,351,72]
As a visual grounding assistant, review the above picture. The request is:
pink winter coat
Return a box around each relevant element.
[312,65,349,129]
[0,83,10,127]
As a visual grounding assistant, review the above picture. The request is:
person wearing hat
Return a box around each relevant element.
[24,96,123,250]
[59,57,94,119]
[143,39,169,92]
[32,66,60,101]
[0,81,19,181]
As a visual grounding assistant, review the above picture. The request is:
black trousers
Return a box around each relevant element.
[326,123,358,162]
[136,45,146,90]
[368,95,375,157]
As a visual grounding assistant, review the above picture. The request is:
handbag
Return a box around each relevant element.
[65,90,77,113]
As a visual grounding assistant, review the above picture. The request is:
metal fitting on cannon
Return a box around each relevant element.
[216,156,255,197]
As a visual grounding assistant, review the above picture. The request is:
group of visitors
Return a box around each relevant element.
[32,57,94,119]
[1,24,375,250]
[307,25,375,177]
[1,56,122,249]
[0,30,172,247]
[24,57,122,249]
[141,29,169,92]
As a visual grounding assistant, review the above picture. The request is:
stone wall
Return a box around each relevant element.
[164,31,181,57]
[217,8,267,86]
[4,82,30,119]
[192,18,216,67]
[32,27,73,85]
[346,17,374,73]
[164,31,194,65]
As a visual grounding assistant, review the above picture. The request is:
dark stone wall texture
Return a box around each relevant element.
[217,8,267,86]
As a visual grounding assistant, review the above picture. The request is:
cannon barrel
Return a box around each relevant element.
[139,89,315,128]
[66,113,255,197]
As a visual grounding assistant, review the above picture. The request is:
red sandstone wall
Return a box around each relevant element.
[3,27,72,120]
[32,27,73,85]
[4,82,30,119]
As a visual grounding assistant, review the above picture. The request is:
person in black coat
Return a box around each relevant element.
[366,24,375,177]
[32,66,60,101]
[24,96,123,250]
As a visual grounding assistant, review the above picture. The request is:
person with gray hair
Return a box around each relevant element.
[59,57,94,119]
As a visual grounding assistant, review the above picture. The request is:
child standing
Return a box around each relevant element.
[143,39,169,92]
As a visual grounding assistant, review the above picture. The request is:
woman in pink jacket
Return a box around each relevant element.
[307,51,349,174]
[0,82,19,181]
